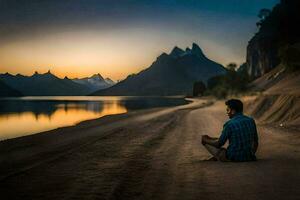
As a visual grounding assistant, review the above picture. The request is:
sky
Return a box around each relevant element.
[0,0,279,81]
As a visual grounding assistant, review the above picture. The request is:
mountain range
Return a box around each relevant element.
[92,43,226,96]
[0,71,115,96]
[1,43,226,97]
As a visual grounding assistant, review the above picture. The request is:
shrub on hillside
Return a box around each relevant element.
[206,63,251,99]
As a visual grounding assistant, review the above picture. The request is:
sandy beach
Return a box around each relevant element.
[0,98,299,200]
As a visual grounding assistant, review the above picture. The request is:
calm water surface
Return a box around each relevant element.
[0,96,188,140]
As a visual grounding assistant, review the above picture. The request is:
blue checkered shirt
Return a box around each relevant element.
[218,113,258,161]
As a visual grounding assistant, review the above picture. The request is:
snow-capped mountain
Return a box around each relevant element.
[72,73,115,92]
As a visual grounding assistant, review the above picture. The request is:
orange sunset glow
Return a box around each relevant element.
[0,31,243,80]
[0,23,252,81]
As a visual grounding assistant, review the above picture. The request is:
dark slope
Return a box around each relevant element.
[0,79,22,97]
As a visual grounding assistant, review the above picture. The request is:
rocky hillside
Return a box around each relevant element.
[245,0,300,130]
[92,43,226,96]
[246,64,300,129]
[246,0,300,78]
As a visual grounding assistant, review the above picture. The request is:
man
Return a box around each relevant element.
[202,99,258,162]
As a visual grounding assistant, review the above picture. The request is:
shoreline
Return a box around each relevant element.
[0,97,204,143]
[0,96,192,141]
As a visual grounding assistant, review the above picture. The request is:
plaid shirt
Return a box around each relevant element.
[218,113,258,161]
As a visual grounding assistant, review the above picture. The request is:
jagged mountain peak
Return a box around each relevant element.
[155,43,206,61]
[170,46,185,58]
[191,43,205,58]
[192,43,200,49]
[157,52,169,59]
[91,73,104,80]
[31,70,58,80]
[44,70,56,77]
[1,72,14,77]
[166,43,206,59]
[105,78,115,84]
[16,73,26,78]
[153,43,209,66]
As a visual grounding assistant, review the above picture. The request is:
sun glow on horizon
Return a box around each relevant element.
[0,29,163,80]
[0,29,245,80]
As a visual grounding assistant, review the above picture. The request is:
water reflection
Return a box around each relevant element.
[0,96,187,140]
[0,99,127,140]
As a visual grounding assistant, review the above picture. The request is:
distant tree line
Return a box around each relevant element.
[192,63,251,99]
[193,81,206,97]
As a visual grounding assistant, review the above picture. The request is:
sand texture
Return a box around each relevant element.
[0,98,299,200]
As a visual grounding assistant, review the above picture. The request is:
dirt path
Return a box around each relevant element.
[1,99,299,200]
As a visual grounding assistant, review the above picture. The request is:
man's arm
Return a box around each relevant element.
[202,123,230,148]
[217,123,230,148]
[202,135,220,147]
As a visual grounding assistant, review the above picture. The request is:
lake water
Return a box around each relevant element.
[0,96,188,140]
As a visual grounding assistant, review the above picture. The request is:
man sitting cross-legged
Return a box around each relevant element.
[202,99,259,162]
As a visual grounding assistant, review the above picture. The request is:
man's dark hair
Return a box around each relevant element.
[225,99,243,113]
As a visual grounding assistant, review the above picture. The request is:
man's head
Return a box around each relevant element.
[225,99,243,119]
